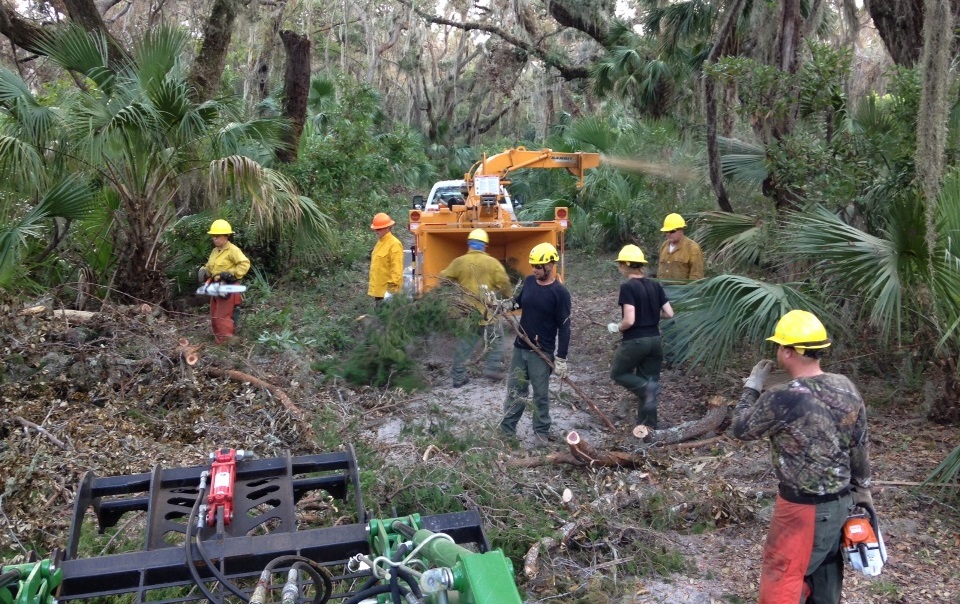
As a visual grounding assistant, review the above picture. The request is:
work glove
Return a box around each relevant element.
[554,357,569,380]
[744,359,774,392]
[383,291,393,301]
[219,272,236,284]
[197,267,209,284]
[851,485,874,510]
[607,322,620,334]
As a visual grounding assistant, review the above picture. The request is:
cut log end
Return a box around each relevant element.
[566,431,581,445]
[632,425,649,440]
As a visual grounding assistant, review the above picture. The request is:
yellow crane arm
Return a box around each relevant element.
[467,146,601,187]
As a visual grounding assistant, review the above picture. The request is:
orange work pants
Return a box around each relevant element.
[210,293,241,343]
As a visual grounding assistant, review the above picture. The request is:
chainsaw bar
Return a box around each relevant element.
[195,282,247,296]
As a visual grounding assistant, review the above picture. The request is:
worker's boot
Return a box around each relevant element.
[637,382,660,429]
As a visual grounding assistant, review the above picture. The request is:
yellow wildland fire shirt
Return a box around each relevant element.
[368,232,403,297]
[205,242,250,280]
[440,250,512,324]
[657,236,703,281]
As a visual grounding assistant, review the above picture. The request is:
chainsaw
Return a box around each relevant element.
[842,502,887,576]
[195,280,247,297]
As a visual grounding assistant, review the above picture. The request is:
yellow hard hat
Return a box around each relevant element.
[468,228,489,243]
[529,242,559,265]
[208,219,233,235]
[661,213,686,232]
[616,244,647,264]
[370,212,395,230]
[767,310,831,351]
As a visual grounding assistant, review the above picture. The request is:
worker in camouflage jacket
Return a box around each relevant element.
[440,228,513,387]
[732,310,872,604]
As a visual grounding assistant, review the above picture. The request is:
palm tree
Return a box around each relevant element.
[0,25,325,303]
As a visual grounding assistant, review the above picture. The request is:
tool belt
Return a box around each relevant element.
[778,484,850,505]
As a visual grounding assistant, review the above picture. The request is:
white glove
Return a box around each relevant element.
[607,322,620,334]
[744,359,774,392]
[383,291,393,300]
[554,357,569,379]
[198,267,210,284]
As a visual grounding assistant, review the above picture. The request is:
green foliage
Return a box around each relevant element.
[317,292,471,390]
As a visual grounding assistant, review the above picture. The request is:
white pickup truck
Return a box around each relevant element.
[413,179,518,219]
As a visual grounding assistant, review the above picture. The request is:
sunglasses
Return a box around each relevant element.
[531,264,547,269]
[666,229,679,234]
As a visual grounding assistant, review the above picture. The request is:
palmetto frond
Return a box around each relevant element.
[0,135,45,186]
[780,206,912,342]
[0,175,95,285]
[0,69,59,145]
[562,115,617,152]
[669,274,833,369]
[644,0,718,58]
[717,136,767,187]
[36,26,115,94]
[695,210,767,270]
[208,156,330,234]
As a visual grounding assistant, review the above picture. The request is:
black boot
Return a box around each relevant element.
[637,382,660,429]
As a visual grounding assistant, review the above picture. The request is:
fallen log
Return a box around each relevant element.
[631,395,729,445]
[206,367,315,440]
[173,338,201,366]
[523,519,585,580]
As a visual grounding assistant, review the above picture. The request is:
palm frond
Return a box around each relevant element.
[561,116,617,152]
[36,26,115,94]
[717,136,767,187]
[133,25,187,90]
[36,175,97,220]
[668,274,833,370]
[781,206,910,341]
[695,211,767,270]
[0,134,45,185]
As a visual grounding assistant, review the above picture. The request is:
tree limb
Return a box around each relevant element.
[397,0,590,81]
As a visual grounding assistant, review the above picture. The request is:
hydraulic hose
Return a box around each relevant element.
[0,570,20,589]
[185,477,222,603]
[342,582,410,604]
[259,555,334,604]
[194,513,250,602]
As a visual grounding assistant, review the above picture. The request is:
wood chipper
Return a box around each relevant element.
[408,147,600,293]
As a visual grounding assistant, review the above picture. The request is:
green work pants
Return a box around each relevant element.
[610,336,662,426]
[500,347,552,436]
[452,322,503,384]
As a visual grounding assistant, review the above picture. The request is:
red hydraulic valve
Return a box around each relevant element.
[206,448,250,526]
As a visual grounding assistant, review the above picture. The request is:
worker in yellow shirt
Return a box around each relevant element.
[199,219,250,343]
[440,229,513,387]
[368,212,404,303]
[657,213,703,282]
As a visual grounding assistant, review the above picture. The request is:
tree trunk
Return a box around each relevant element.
[188,0,239,102]
[276,30,310,164]
[703,0,745,214]
[864,0,925,66]
[918,0,958,425]
[934,356,960,424]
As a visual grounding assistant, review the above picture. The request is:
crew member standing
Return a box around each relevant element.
[368,212,403,303]
[608,245,674,429]
[499,243,571,446]
[733,310,873,604]
[657,213,703,281]
[200,219,250,343]
[440,229,513,387]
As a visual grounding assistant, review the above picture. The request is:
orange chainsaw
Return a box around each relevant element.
[842,503,887,576]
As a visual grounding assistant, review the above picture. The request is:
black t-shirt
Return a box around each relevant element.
[618,278,668,340]
[514,275,572,358]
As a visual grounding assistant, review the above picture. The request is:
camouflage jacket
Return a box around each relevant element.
[732,372,871,496]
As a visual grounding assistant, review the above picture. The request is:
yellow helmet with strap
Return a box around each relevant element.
[529,243,559,265]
